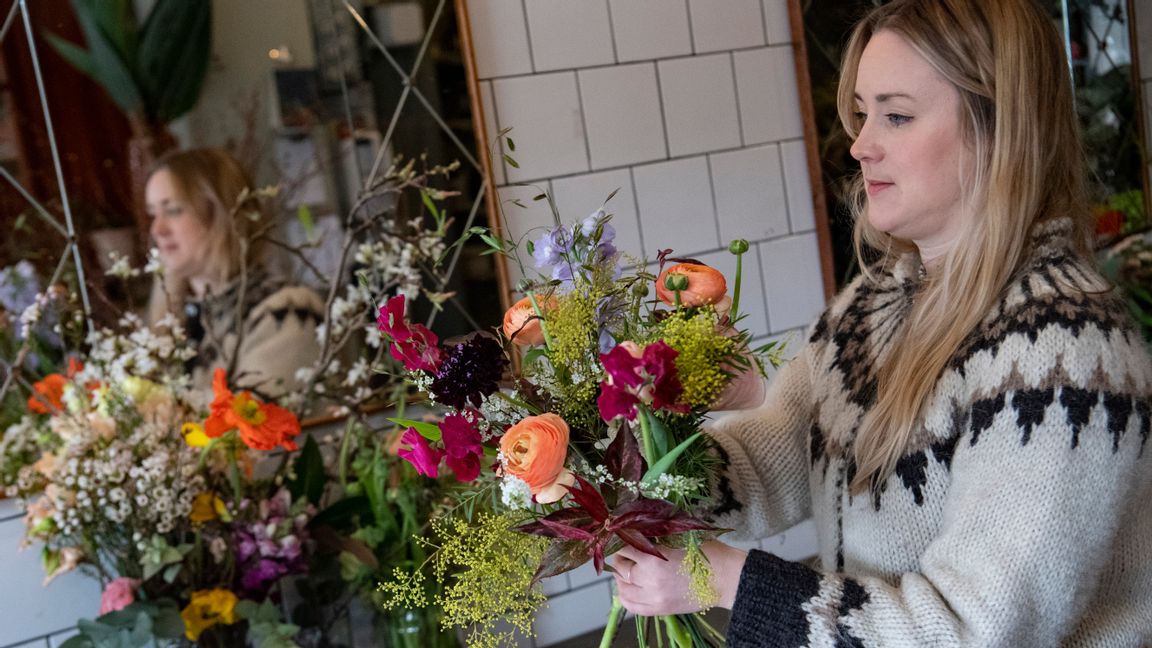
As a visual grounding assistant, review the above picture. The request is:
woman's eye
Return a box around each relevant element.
[853,111,867,122]
[164,206,184,217]
[886,113,912,126]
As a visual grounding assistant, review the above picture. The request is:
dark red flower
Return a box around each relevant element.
[377,295,443,372]
[597,340,688,422]
[440,412,485,482]
[429,336,507,409]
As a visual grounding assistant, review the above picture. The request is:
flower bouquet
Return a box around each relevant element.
[376,193,782,647]
[0,312,325,645]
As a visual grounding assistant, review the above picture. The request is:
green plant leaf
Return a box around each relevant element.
[387,417,442,441]
[53,0,142,116]
[296,204,315,241]
[641,431,703,487]
[137,0,212,123]
[288,435,326,505]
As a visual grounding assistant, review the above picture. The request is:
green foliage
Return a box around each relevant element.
[59,602,184,648]
[46,0,211,125]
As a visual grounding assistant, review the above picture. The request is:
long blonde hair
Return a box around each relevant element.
[837,0,1092,494]
[146,148,267,324]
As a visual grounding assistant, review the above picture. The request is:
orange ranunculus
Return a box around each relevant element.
[204,368,300,451]
[500,413,570,500]
[502,296,552,346]
[655,263,727,307]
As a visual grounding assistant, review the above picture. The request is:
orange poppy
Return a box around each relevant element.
[655,263,727,307]
[27,358,87,415]
[204,368,300,451]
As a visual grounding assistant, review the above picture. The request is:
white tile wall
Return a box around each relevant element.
[709,144,790,242]
[550,169,645,256]
[0,502,100,647]
[479,81,506,185]
[693,247,770,337]
[578,63,668,170]
[464,0,534,78]
[633,156,720,255]
[781,139,817,233]
[762,0,792,45]
[609,0,693,62]
[734,46,804,144]
[760,232,825,333]
[525,0,616,72]
[658,54,743,156]
[497,183,558,289]
[532,581,614,645]
[687,0,766,54]
[492,73,589,183]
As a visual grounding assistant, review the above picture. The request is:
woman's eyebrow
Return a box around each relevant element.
[853,92,915,103]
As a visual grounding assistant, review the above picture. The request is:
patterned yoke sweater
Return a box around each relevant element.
[709,220,1152,647]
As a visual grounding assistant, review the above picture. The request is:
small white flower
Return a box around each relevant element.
[500,475,533,510]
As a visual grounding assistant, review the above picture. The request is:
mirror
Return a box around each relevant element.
[0,0,503,419]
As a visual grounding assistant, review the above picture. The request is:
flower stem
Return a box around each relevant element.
[526,292,555,350]
[730,250,744,320]
[637,407,657,466]
[599,595,625,648]
[493,389,541,415]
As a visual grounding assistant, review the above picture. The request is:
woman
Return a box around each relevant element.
[612,0,1152,645]
[146,148,324,399]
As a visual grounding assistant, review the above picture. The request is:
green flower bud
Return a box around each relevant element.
[663,272,690,292]
[728,239,749,255]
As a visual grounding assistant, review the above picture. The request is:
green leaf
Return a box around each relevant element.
[421,189,443,223]
[387,417,442,441]
[502,154,520,168]
[532,193,548,201]
[309,493,373,529]
[54,0,142,115]
[643,408,670,457]
[44,35,96,77]
[137,0,212,122]
[641,431,703,487]
[296,204,315,240]
[288,435,326,505]
[506,136,516,151]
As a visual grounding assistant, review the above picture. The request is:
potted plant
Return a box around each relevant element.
[45,0,212,243]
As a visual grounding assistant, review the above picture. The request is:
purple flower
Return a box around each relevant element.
[429,336,508,409]
[242,558,288,595]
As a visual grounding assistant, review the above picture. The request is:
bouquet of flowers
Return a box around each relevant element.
[376,193,782,647]
[0,312,320,646]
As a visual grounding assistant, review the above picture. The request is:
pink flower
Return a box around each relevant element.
[100,577,141,614]
[377,295,443,372]
[597,340,689,422]
[397,427,444,477]
[440,413,485,482]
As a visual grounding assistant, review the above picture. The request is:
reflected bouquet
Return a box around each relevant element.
[377,193,782,647]
[0,313,320,645]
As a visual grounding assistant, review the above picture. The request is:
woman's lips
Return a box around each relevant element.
[866,180,893,196]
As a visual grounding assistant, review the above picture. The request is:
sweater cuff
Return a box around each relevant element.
[727,549,822,647]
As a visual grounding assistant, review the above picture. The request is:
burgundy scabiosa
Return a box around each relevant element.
[429,335,507,409]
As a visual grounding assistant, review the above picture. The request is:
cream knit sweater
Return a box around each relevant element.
[710,220,1152,647]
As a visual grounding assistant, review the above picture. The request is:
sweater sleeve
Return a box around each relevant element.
[234,286,325,399]
[706,344,816,541]
[726,329,1152,647]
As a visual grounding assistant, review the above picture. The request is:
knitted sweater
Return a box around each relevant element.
[709,220,1152,647]
[185,268,325,399]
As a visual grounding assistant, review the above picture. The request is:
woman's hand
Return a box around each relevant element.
[611,541,748,616]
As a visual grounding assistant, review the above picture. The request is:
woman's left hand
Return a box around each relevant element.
[612,541,749,616]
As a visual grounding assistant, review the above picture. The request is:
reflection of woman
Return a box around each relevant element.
[612,0,1152,645]
[145,148,324,399]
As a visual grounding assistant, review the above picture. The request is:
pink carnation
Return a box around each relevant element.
[100,577,141,615]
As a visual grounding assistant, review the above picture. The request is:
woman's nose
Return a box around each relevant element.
[149,216,166,240]
[850,123,878,162]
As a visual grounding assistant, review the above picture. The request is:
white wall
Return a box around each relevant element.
[464,0,824,645]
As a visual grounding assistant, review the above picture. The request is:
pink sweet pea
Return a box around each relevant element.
[440,413,485,482]
[100,577,141,615]
[377,295,444,372]
[397,427,445,477]
[597,340,689,422]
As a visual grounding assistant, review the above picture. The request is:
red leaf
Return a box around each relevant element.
[566,474,610,522]
[615,527,667,561]
[604,423,645,484]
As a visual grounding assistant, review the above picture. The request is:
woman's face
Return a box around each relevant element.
[850,30,974,262]
[146,169,212,282]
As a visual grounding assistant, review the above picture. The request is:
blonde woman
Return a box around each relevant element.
[611,0,1152,645]
[146,148,324,399]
